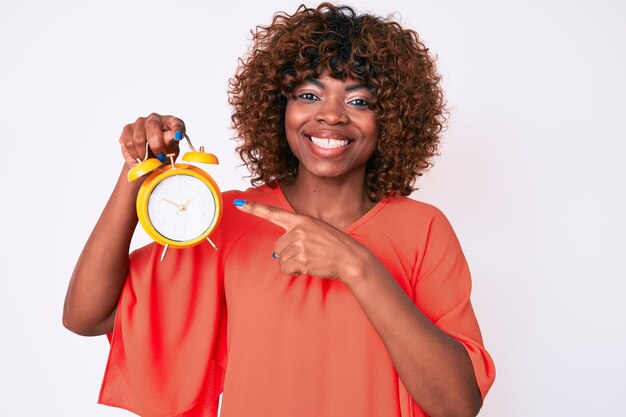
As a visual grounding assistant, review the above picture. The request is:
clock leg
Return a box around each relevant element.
[206,237,218,251]
[160,244,170,262]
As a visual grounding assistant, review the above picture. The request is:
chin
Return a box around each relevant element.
[301,163,358,180]
[306,168,342,178]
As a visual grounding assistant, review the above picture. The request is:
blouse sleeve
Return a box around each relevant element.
[412,210,496,402]
[98,241,228,417]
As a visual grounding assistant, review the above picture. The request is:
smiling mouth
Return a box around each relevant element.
[305,135,353,149]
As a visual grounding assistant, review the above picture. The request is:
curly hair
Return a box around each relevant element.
[228,2,446,201]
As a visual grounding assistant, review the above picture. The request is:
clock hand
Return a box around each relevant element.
[162,197,184,211]
[176,198,193,213]
[179,198,193,211]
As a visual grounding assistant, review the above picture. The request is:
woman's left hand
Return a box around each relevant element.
[234,200,374,286]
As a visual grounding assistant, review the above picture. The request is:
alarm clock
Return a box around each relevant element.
[127,135,222,261]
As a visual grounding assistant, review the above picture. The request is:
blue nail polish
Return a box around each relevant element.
[272,252,278,260]
[175,130,183,140]
[156,153,166,162]
[233,199,247,206]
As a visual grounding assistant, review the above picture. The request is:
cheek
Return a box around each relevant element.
[284,102,303,156]
[367,114,378,137]
[285,101,308,127]
[360,114,379,148]
[363,122,379,160]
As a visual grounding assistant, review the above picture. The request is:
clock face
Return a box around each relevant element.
[146,174,217,242]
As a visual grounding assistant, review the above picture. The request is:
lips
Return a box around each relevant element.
[303,132,354,158]
[305,130,352,141]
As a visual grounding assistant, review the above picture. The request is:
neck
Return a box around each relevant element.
[279,168,376,229]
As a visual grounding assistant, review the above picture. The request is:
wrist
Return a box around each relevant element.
[341,244,377,289]
[118,164,145,191]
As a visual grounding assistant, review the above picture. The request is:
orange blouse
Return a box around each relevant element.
[99,184,495,417]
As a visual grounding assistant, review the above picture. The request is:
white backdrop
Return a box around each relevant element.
[1,1,624,416]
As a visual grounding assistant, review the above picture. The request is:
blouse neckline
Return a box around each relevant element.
[271,183,390,233]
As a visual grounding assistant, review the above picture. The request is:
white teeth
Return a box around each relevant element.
[309,136,350,149]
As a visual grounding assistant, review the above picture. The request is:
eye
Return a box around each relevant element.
[298,92,320,101]
[348,98,370,107]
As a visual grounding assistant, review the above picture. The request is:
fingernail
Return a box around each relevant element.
[233,199,247,206]
[175,130,183,140]
[272,252,278,260]
[156,153,166,163]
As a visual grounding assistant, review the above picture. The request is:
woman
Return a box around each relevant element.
[63,3,495,417]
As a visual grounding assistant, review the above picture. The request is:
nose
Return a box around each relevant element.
[314,98,349,125]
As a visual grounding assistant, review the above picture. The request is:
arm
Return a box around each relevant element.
[62,164,142,336]
[345,255,482,417]
[63,113,185,336]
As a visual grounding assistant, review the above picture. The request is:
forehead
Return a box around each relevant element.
[300,74,372,93]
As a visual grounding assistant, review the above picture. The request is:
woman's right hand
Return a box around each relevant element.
[119,113,186,169]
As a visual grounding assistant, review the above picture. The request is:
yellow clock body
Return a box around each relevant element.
[136,163,223,248]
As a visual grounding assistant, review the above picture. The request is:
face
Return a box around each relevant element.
[284,74,378,182]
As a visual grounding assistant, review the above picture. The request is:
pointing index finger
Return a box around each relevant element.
[233,199,296,230]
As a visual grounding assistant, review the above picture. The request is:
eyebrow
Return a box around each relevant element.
[306,78,369,92]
